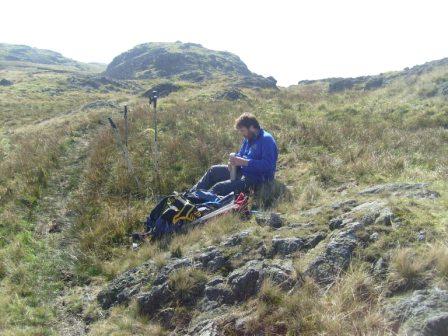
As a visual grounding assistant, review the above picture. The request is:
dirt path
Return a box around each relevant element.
[33,130,93,336]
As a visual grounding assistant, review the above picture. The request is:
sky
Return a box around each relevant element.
[1,0,447,86]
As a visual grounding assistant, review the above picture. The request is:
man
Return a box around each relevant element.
[191,113,278,196]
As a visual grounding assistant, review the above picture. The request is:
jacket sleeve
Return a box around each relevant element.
[243,137,276,174]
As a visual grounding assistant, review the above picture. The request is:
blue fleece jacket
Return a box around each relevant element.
[236,128,278,184]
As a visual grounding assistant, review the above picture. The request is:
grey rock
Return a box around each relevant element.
[235,74,278,89]
[375,208,394,225]
[306,234,358,285]
[302,232,327,249]
[255,212,284,228]
[153,257,192,285]
[264,259,297,290]
[227,260,263,301]
[372,257,388,278]
[0,78,13,86]
[68,75,137,92]
[331,199,358,211]
[385,288,448,335]
[302,206,324,216]
[186,319,220,336]
[359,183,439,199]
[97,261,155,309]
[137,283,172,316]
[370,232,380,241]
[227,260,297,301]
[222,229,252,247]
[157,307,175,329]
[271,237,305,256]
[350,200,387,214]
[418,230,426,241]
[423,313,448,336]
[329,218,343,230]
[204,282,234,305]
[194,248,229,272]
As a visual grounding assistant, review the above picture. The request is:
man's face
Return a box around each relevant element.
[237,126,257,140]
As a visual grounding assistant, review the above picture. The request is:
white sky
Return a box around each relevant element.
[1,0,447,86]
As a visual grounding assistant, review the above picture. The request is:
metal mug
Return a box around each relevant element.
[229,153,237,181]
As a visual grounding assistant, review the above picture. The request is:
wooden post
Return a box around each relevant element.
[108,117,141,190]
[124,105,128,147]
[150,91,159,174]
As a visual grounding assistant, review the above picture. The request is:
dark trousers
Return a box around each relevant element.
[191,165,254,196]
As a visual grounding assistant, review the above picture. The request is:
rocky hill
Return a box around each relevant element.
[299,57,448,94]
[0,43,81,67]
[104,42,277,89]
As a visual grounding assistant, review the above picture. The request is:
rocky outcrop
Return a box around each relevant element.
[68,75,139,92]
[299,57,448,94]
[97,180,442,333]
[0,43,81,67]
[142,82,181,98]
[97,261,156,309]
[104,42,277,89]
[306,232,358,285]
[214,88,247,101]
[386,288,448,335]
[0,78,13,86]
[306,199,396,284]
[270,232,325,256]
[359,182,440,199]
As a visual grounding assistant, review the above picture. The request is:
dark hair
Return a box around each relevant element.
[234,113,260,130]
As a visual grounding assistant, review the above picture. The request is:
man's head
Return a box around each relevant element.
[235,113,260,140]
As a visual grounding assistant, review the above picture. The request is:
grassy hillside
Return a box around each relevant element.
[0,46,447,335]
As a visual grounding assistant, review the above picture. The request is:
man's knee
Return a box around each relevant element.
[208,164,229,180]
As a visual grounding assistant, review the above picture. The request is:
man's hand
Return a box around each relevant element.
[229,155,249,167]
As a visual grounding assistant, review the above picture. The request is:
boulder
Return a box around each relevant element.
[423,314,448,336]
[227,260,297,301]
[263,259,297,290]
[385,288,448,335]
[221,229,253,247]
[186,319,220,336]
[331,199,358,211]
[0,79,13,86]
[204,277,234,305]
[137,283,172,316]
[305,233,358,285]
[194,247,230,272]
[255,212,284,228]
[271,237,305,256]
[302,232,327,249]
[227,260,263,301]
[97,261,155,309]
[153,257,192,285]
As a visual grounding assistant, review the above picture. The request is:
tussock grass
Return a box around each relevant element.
[242,266,390,335]
[89,304,167,336]
[167,268,208,306]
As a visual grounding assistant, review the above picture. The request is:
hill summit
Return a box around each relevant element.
[0,43,80,67]
[104,41,277,88]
